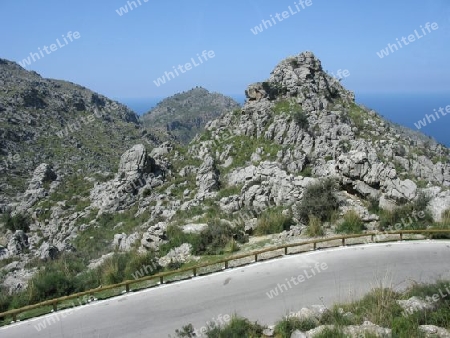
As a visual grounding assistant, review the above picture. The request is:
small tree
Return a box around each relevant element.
[296,178,339,223]
[2,212,31,232]
[293,110,309,129]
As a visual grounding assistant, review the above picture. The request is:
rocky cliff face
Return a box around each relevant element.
[193,51,449,209]
[141,87,240,144]
[0,52,449,296]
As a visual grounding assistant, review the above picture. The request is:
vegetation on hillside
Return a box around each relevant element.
[173,280,450,337]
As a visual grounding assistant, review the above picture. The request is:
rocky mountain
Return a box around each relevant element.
[0,52,449,311]
[141,87,240,144]
[0,58,171,210]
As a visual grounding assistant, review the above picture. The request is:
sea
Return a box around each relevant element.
[118,92,449,147]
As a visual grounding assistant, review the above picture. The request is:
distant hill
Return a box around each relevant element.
[141,87,240,144]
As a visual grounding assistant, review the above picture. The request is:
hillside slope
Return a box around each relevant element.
[0,52,448,314]
[141,87,240,144]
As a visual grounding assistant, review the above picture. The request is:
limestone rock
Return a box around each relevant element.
[158,243,193,268]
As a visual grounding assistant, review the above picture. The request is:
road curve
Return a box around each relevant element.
[1,241,450,338]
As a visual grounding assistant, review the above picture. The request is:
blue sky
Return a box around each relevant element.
[0,0,449,100]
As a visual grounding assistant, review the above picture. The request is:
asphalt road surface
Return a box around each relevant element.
[1,240,450,338]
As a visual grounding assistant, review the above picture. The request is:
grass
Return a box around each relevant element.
[173,280,450,336]
[378,192,434,231]
[216,184,243,199]
[274,316,317,337]
[175,315,265,338]
[305,215,324,237]
[254,207,293,235]
[336,210,365,234]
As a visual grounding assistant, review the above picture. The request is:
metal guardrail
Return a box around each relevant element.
[1,229,449,323]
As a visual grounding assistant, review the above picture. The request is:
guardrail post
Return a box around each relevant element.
[254,254,258,262]
[12,313,17,322]
[224,261,228,269]
[52,302,58,312]
[284,247,288,255]
[342,238,345,246]
[160,276,164,284]
[400,233,403,241]
[313,242,317,250]
[371,234,374,242]
[125,283,130,293]
[193,267,197,276]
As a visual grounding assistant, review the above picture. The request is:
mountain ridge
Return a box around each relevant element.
[0,52,448,315]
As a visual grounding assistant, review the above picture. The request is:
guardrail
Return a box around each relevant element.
[1,229,449,323]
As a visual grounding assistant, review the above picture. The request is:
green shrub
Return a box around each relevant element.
[336,210,365,234]
[300,165,313,177]
[2,212,31,232]
[205,316,264,338]
[293,111,309,129]
[254,208,293,235]
[274,316,316,337]
[159,225,202,256]
[379,206,433,231]
[296,178,339,222]
[100,253,128,285]
[174,324,196,337]
[0,287,12,313]
[272,99,303,117]
[161,220,247,257]
[124,250,160,279]
[27,253,86,303]
[342,287,402,328]
[197,219,247,255]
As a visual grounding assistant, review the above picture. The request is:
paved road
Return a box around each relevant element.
[1,241,450,338]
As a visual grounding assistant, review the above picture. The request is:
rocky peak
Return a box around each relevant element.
[246,51,354,110]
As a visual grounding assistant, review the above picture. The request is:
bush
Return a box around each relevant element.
[305,215,324,237]
[254,208,293,235]
[159,225,202,256]
[293,111,309,129]
[336,210,365,234]
[296,178,339,223]
[197,220,247,255]
[2,212,31,232]
[100,253,128,285]
[174,324,196,337]
[379,206,433,231]
[205,316,264,338]
[124,250,160,279]
[0,286,13,313]
[162,220,248,257]
[274,317,316,337]
[27,253,86,303]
